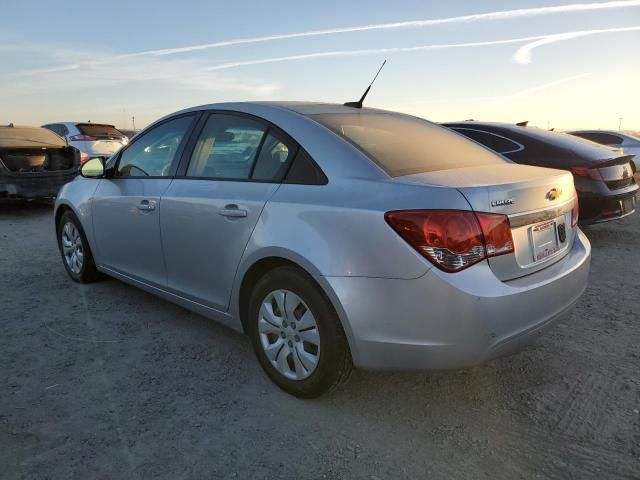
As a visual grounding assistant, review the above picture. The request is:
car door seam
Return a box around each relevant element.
[225,183,283,311]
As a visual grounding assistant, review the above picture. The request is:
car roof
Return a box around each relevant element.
[0,125,67,148]
[172,101,394,118]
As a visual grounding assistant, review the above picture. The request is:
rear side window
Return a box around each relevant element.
[43,124,67,137]
[187,114,266,179]
[77,123,125,139]
[251,132,295,181]
[186,113,296,181]
[285,149,327,185]
[310,112,505,177]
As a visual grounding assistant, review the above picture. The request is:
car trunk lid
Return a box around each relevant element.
[393,163,577,280]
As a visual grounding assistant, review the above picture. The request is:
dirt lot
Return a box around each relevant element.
[1,198,639,480]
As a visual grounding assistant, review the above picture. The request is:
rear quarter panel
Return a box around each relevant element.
[229,177,473,318]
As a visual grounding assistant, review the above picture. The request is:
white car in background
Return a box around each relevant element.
[568,130,640,172]
[42,122,128,163]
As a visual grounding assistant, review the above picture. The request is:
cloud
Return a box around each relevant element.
[512,26,640,64]
[124,0,640,58]
[3,0,640,79]
[0,50,279,97]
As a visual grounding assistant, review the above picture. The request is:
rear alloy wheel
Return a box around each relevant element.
[57,210,102,283]
[258,289,321,380]
[248,266,352,398]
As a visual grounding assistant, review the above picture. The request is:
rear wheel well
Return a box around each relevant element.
[239,257,314,333]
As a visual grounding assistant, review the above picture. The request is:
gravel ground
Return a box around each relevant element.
[1,196,639,480]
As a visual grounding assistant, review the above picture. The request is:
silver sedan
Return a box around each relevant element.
[54,102,591,397]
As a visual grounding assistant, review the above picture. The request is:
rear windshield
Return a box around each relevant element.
[76,123,125,139]
[309,112,506,176]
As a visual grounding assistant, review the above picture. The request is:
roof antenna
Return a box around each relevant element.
[344,60,387,109]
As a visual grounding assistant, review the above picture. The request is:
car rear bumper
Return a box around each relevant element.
[578,189,638,224]
[0,170,78,199]
[324,229,591,370]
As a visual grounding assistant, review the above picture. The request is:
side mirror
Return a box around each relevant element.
[80,157,105,178]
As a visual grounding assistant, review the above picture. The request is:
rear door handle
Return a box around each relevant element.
[219,204,248,218]
[137,199,156,212]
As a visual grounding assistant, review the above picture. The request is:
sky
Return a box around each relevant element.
[1,0,639,131]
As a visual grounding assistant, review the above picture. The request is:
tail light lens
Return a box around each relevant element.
[70,134,97,141]
[384,210,514,273]
[79,151,90,164]
[571,166,603,181]
[571,197,579,227]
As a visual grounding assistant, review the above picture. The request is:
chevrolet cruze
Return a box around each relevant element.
[54,102,591,397]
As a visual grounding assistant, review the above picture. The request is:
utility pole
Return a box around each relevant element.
[132,116,136,131]
[618,116,623,131]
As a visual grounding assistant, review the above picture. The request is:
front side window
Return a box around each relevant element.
[117,116,193,177]
[310,112,505,177]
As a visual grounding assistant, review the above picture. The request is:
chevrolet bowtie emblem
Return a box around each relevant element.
[546,188,562,201]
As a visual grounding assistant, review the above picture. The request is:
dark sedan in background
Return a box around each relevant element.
[0,124,80,199]
[442,122,638,224]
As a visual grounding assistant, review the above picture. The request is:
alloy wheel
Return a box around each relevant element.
[258,289,321,380]
[61,222,84,274]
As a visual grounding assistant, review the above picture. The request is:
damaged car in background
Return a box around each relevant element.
[0,124,80,199]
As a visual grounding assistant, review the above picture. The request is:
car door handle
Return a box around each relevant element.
[137,200,156,212]
[219,205,248,218]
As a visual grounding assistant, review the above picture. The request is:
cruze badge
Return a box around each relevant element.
[546,188,562,201]
[491,198,514,207]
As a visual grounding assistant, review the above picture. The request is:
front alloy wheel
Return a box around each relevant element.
[61,221,84,274]
[57,210,101,283]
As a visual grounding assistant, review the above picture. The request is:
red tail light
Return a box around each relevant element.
[70,134,97,141]
[571,197,579,227]
[571,166,603,181]
[79,151,90,164]
[384,210,514,272]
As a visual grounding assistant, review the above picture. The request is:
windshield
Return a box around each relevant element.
[309,111,506,176]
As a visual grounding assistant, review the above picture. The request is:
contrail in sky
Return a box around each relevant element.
[122,0,640,58]
[202,27,640,71]
[203,36,547,71]
[2,1,639,79]
[513,26,640,63]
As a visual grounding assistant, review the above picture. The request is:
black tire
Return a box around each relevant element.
[57,210,102,283]
[247,266,352,398]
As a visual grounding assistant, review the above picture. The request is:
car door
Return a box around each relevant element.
[160,112,296,310]
[91,114,196,286]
